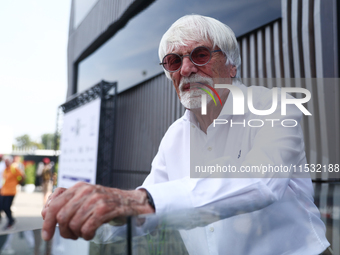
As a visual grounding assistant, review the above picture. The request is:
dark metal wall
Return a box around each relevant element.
[236,1,339,250]
[237,0,340,172]
[112,73,184,188]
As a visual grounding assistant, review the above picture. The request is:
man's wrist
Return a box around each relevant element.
[144,189,155,211]
[135,189,155,214]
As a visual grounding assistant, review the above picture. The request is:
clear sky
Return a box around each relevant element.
[0,0,71,144]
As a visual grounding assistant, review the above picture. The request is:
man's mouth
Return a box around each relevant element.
[183,84,190,91]
[182,83,202,92]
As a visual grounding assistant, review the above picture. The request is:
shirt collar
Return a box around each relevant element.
[183,109,200,127]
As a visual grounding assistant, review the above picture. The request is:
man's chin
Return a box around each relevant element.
[185,106,201,110]
[180,99,201,109]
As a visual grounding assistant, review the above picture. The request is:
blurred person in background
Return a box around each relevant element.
[36,161,45,188]
[41,158,53,206]
[1,155,25,230]
[0,154,5,223]
[12,156,25,174]
[12,156,26,192]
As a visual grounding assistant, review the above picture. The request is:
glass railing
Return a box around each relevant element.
[0,200,337,255]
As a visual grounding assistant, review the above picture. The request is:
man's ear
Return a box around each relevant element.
[230,65,237,78]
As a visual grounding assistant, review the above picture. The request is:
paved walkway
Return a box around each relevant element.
[0,188,49,254]
[0,188,44,235]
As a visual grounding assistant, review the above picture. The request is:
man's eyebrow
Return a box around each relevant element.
[170,45,212,55]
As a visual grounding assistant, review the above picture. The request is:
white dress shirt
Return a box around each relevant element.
[140,82,329,255]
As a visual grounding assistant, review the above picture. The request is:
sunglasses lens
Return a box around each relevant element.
[163,54,182,72]
[162,47,214,72]
[191,47,211,65]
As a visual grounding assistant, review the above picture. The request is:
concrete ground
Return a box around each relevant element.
[0,188,44,234]
[0,189,95,255]
[0,188,47,255]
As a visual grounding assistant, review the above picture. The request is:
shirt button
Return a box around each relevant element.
[191,125,195,128]
[207,147,212,151]
[210,227,214,232]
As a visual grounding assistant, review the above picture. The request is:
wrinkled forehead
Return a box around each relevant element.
[166,39,213,54]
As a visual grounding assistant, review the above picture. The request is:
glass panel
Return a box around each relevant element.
[77,0,281,93]
[1,192,337,255]
[125,199,334,255]
[0,225,127,255]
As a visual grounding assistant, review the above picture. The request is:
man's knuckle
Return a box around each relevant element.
[95,201,110,215]
[81,223,96,240]
[69,220,80,233]
[91,193,101,200]
[60,230,73,239]
[82,232,94,241]
[56,212,67,224]
[49,202,58,212]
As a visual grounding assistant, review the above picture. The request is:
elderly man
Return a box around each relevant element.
[42,15,329,254]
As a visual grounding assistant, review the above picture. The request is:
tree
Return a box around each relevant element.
[15,134,32,149]
[41,133,59,150]
[15,134,44,150]
[41,133,53,149]
[14,133,59,151]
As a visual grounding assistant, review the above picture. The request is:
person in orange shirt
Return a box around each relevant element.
[1,156,25,230]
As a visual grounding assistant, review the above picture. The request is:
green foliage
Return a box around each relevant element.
[31,142,44,150]
[41,133,54,149]
[15,134,32,148]
[15,134,43,150]
[54,162,58,174]
[24,161,36,184]
[14,133,60,151]
[41,133,60,150]
[55,133,60,150]
[53,162,58,186]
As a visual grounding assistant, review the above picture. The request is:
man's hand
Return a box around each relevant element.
[41,187,67,220]
[41,182,154,241]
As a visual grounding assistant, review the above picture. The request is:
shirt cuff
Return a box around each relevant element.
[137,179,192,214]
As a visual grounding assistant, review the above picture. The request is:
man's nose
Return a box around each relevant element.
[180,56,198,77]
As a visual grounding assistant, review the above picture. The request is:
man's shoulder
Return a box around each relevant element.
[160,113,188,144]
[165,114,187,134]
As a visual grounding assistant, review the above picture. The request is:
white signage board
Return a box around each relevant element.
[58,98,101,188]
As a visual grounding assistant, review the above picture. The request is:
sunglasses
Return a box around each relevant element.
[160,46,222,72]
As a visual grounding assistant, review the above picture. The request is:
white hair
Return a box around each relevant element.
[3,155,13,163]
[159,14,241,80]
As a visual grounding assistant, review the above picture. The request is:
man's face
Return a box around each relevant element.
[168,40,236,109]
